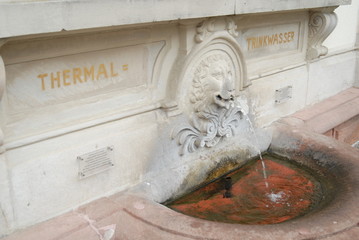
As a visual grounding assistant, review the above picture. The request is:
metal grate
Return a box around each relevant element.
[77,146,114,179]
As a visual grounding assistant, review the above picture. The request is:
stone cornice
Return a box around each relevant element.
[0,0,350,39]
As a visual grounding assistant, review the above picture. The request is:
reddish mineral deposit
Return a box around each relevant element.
[168,156,323,224]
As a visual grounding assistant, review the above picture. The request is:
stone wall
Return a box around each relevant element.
[0,0,357,237]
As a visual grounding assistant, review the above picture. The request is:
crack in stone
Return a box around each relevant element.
[75,211,115,240]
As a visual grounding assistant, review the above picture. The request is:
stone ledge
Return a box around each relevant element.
[0,0,351,39]
[2,212,90,240]
[286,87,359,134]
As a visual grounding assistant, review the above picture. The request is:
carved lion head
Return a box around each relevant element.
[190,54,235,114]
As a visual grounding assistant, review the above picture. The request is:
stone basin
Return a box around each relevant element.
[166,154,331,225]
[115,122,359,239]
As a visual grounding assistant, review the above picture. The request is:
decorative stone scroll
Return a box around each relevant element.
[307,10,337,60]
[172,53,245,155]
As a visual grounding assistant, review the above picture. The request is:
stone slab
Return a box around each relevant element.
[237,11,307,77]
[1,28,167,146]
[304,97,359,133]
[76,197,122,222]
[325,115,359,144]
[2,212,88,240]
[292,87,359,133]
[294,87,359,120]
[6,42,164,111]
[60,226,100,240]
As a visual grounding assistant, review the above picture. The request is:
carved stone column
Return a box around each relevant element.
[307,9,338,60]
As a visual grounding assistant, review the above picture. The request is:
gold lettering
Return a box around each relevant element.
[110,62,118,77]
[290,32,295,41]
[63,69,71,86]
[258,36,264,48]
[73,67,82,84]
[51,72,61,89]
[38,73,48,91]
[96,63,108,80]
[252,38,256,49]
[273,34,278,44]
[284,32,288,42]
[279,33,283,44]
[246,31,296,51]
[39,62,130,91]
[246,38,252,51]
[268,35,273,45]
[84,66,94,81]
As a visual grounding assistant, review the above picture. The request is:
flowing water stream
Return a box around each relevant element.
[244,114,294,205]
[240,107,269,190]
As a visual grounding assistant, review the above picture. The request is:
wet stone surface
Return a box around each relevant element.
[167,155,325,225]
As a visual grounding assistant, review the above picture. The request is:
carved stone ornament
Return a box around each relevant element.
[172,54,245,155]
[195,18,239,43]
[307,10,337,60]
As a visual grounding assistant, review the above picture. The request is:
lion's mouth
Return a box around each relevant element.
[216,94,234,102]
[214,93,235,109]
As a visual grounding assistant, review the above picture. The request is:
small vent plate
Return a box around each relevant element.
[275,86,293,104]
[78,146,114,179]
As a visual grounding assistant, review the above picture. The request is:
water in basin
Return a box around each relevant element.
[166,155,327,225]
